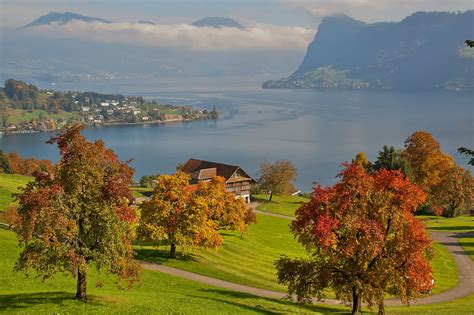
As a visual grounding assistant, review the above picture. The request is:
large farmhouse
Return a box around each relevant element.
[181,158,256,203]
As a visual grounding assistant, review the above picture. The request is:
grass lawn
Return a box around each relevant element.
[387,293,474,314]
[0,226,346,314]
[459,238,474,261]
[0,174,32,213]
[130,186,153,198]
[6,109,80,125]
[136,213,458,296]
[254,194,308,217]
[135,214,309,293]
[417,215,474,233]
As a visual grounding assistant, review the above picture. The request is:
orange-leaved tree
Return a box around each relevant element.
[139,173,254,258]
[402,131,454,195]
[275,163,431,315]
[431,165,472,218]
[402,131,473,215]
[13,124,139,302]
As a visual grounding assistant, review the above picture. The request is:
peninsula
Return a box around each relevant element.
[0,79,218,134]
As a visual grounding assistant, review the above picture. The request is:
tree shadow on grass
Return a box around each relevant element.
[429,226,474,232]
[196,289,351,314]
[134,247,198,264]
[0,291,107,312]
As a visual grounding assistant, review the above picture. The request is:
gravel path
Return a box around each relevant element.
[141,208,474,306]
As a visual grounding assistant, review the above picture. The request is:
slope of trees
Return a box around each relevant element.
[12,124,139,301]
[276,163,431,315]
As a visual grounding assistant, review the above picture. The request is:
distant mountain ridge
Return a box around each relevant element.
[20,11,111,29]
[263,11,474,90]
[191,17,244,29]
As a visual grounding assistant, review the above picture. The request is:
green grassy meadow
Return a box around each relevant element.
[137,196,458,295]
[6,109,80,125]
[418,215,474,233]
[0,174,32,218]
[459,238,474,261]
[254,194,308,217]
[0,226,346,314]
[135,214,308,292]
[0,175,472,313]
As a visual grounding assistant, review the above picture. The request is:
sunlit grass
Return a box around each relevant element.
[254,194,308,217]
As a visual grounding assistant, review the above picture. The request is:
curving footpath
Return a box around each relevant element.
[141,210,474,306]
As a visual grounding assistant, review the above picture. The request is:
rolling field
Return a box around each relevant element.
[0,175,472,313]
[137,197,458,296]
[0,226,345,314]
[0,174,32,218]
[254,194,308,217]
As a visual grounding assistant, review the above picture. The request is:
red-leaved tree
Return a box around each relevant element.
[13,124,139,301]
[276,163,432,315]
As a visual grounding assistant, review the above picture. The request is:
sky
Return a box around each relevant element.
[1,0,473,29]
[1,0,472,53]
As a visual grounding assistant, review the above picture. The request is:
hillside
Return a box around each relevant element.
[263,11,474,90]
[0,79,217,133]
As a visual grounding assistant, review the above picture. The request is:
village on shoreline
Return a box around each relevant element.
[0,79,219,135]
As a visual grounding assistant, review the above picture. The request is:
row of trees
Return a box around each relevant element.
[10,124,255,301]
[354,131,472,217]
[0,150,53,175]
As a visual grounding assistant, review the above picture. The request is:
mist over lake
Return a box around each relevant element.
[1,80,472,191]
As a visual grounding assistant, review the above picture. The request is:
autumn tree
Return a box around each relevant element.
[275,163,431,315]
[352,152,371,171]
[259,160,297,201]
[13,124,139,301]
[432,166,472,218]
[139,173,254,258]
[402,131,454,194]
[195,176,256,233]
[6,152,53,176]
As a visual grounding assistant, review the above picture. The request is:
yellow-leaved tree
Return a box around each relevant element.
[139,172,255,258]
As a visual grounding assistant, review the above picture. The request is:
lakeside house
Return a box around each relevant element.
[181,158,256,203]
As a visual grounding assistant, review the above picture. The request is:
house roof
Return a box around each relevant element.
[181,158,255,183]
[191,167,217,180]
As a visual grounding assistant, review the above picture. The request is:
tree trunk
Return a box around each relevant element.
[351,288,361,315]
[170,243,176,258]
[269,191,273,202]
[378,303,385,315]
[75,268,87,302]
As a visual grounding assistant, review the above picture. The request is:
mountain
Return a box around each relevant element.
[137,20,156,25]
[20,11,110,29]
[191,17,244,29]
[3,12,302,82]
[263,11,474,90]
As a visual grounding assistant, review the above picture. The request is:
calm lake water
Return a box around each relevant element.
[1,80,473,191]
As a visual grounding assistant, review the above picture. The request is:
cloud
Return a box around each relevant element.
[19,20,315,52]
[284,0,474,22]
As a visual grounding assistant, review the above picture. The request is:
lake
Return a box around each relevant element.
[1,81,472,191]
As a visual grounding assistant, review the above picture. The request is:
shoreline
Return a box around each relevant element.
[1,117,216,136]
